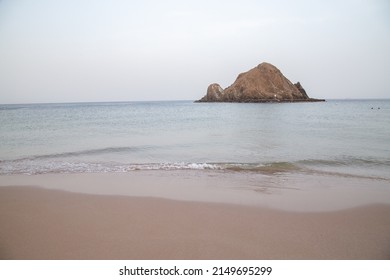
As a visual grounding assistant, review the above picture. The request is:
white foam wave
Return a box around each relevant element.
[124,162,221,171]
[0,161,222,175]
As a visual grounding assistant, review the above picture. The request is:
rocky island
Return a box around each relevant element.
[196,62,325,102]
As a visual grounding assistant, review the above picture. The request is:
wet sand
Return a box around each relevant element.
[1,171,390,212]
[1,185,390,260]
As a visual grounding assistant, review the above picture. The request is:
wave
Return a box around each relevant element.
[0,159,303,175]
[6,146,152,162]
[0,161,222,175]
[222,162,302,173]
[0,152,388,181]
[298,157,390,167]
[0,161,387,181]
[4,147,388,168]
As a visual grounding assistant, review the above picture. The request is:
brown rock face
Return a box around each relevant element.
[206,83,224,101]
[294,82,309,99]
[197,62,324,102]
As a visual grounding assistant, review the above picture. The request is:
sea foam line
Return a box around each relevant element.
[1,160,389,181]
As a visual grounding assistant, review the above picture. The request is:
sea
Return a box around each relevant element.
[0,100,389,182]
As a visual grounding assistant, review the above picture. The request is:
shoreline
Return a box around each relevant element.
[1,171,389,212]
[1,185,390,260]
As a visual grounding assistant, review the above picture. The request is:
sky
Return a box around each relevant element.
[0,0,389,103]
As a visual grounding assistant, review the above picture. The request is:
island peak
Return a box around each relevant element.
[196,62,324,103]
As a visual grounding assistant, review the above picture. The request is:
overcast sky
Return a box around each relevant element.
[0,0,389,103]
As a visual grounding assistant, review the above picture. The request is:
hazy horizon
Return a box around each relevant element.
[2,98,390,106]
[1,0,389,104]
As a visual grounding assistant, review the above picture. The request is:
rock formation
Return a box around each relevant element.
[196,62,324,102]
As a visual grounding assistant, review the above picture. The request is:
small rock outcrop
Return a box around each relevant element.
[206,83,224,101]
[197,62,324,102]
[294,82,309,99]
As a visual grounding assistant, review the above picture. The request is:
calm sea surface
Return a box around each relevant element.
[0,100,389,180]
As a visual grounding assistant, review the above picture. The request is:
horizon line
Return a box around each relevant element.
[1,98,390,106]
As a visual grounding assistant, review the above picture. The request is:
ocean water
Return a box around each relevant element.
[0,100,389,181]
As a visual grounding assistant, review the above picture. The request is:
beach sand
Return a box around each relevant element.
[1,185,390,260]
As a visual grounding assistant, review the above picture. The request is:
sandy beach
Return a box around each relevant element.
[1,181,390,260]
